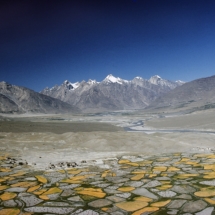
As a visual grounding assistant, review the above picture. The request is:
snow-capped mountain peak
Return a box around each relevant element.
[103,74,120,83]
[103,74,127,84]
[64,80,70,85]
[63,80,80,90]
[176,80,186,84]
[72,82,80,89]
[149,75,180,89]
[134,76,143,80]
[87,79,98,85]
[149,75,163,85]
[150,75,162,81]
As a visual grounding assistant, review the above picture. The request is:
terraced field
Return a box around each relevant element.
[1,152,215,214]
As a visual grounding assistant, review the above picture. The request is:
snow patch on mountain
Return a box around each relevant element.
[102,74,127,84]
[176,80,186,85]
[149,75,180,89]
[63,80,80,90]
[149,75,162,85]
[87,79,98,85]
[134,76,143,80]
[72,82,80,89]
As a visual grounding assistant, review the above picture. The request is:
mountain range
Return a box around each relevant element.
[41,74,184,112]
[2,74,215,114]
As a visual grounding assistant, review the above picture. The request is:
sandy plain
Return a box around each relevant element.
[145,109,215,130]
[0,109,215,170]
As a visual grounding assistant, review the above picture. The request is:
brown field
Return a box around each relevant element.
[0,120,123,134]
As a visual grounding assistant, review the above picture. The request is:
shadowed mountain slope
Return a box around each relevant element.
[0,81,79,114]
[147,75,215,111]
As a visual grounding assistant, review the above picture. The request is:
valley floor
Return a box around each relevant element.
[0,109,215,214]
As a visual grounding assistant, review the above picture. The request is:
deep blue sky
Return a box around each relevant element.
[1,0,215,91]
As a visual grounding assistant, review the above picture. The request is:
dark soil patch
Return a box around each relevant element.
[0,121,123,134]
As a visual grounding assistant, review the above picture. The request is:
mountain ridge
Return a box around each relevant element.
[146,75,215,111]
[41,74,184,112]
[3,74,215,114]
[0,81,80,114]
